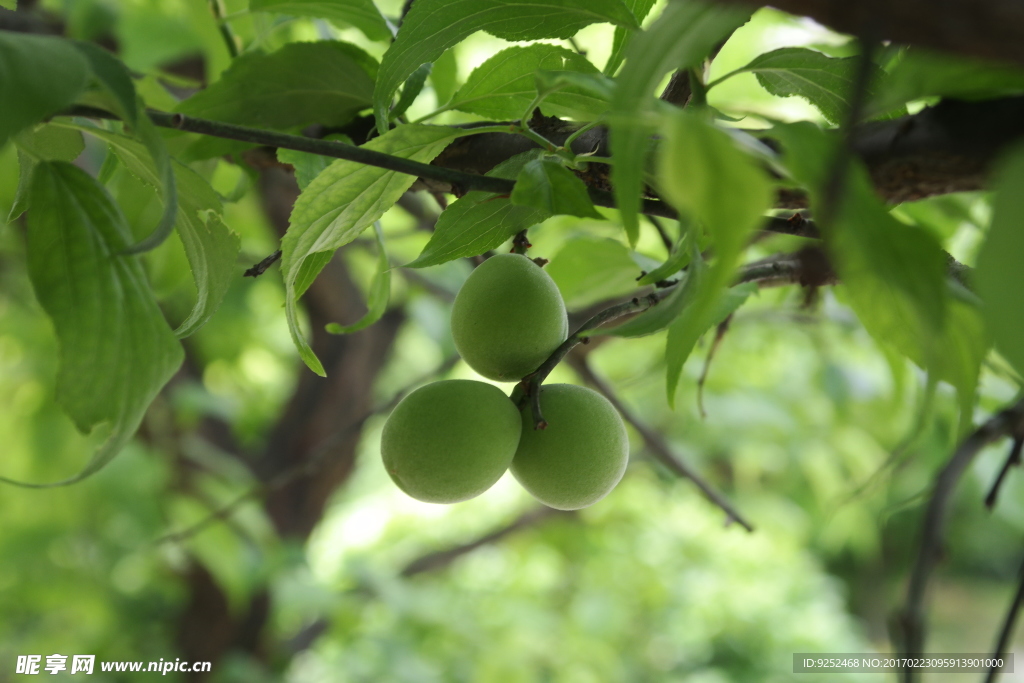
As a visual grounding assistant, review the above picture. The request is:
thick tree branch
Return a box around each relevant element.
[712,0,1024,69]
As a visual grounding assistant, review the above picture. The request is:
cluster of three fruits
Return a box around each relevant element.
[382,255,629,510]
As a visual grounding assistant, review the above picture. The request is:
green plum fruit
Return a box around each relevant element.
[511,384,629,510]
[451,253,568,382]
[381,379,522,504]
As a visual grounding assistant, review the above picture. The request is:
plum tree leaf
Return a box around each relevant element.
[9,125,86,221]
[56,123,240,338]
[449,45,606,120]
[610,1,750,245]
[326,224,391,334]
[249,0,392,41]
[603,0,657,76]
[773,122,982,419]
[283,124,459,375]
[72,41,139,126]
[374,0,638,132]
[511,158,603,218]
[710,47,892,125]
[547,236,644,309]
[2,161,183,486]
[177,41,376,129]
[975,144,1024,376]
[0,32,90,149]
[870,48,1024,117]
[408,151,546,268]
[277,134,354,191]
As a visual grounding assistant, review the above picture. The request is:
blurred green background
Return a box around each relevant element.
[2,0,1023,681]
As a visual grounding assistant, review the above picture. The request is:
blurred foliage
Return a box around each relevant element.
[3,0,1024,681]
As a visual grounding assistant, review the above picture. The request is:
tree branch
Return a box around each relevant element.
[567,353,754,532]
[400,507,574,577]
[899,398,1024,679]
[712,0,1024,69]
[985,552,1024,683]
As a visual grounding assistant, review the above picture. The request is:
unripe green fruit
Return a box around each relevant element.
[451,254,568,382]
[381,379,522,504]
[511,384,629,510]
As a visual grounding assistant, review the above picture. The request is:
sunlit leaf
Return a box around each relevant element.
[711,47,895,125]
[55,123,240,339]
[604,0,657,76]
[975,145,1024,376]
[610,1,750,245]
[326,224,391,334]
[249,0,392,41]
[283,124,459,374]
[449,45,606,120]
[546,235,641,308]
[374,0,638,132]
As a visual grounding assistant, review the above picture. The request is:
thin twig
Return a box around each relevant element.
[985,436,1024,509]
[900,398,1024,680]
[567,354,754,532]
[208,0,239,58]
[696,314,733,419]
[985,553,1024,683]
[400,507,573,577]
[243,250,281,277]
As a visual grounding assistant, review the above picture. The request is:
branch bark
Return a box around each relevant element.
[711,0,1024,68]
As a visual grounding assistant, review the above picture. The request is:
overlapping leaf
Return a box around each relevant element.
[177,41,376,129]
[449,44,607,120]
[5,161,183,486]
[249,0,392,41]
[283,124,460,374]
[374,0,638,132]
[610,1,750,245]
[326,224,391,334]
[408,151,546,268]
[57,123,240,339]
[511,158,602,218]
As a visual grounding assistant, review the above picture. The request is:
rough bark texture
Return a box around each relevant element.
[713,0,1024,68]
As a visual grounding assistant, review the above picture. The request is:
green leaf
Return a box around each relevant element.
[249,0,392,42]
[430,48,459,106]
[176,41,376,129]
[610,1,750,245]
[283,124,459,375]
[4,161,183,486]
[277,134,353,191]
[374,0,638,132]
[600,242,705,339]
[407,151,546,268]
[0,0,14,9]
[72,41,139,126]
[55,123,240,338]
[449,45,606,121]
[326,224,391,334]
[773,122,975,403]
[392,63,432,121]
[710,47,892,125]
[870,48,1024,117]
[637,230,692,286]
[511,158,603,218]
[976,145,1024,376]
[9,124,86,221]
[603,0,657,76]
[546,235,640,308]
[665,280,756,406]
[121,112,179,254]
[658,111,772,261]
[0,32,90,149]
